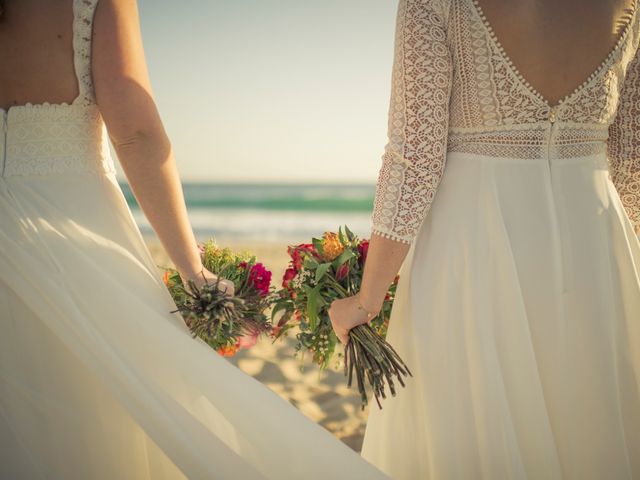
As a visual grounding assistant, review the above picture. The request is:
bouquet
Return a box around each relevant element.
[272,226,411,409]
[164,240,273,357]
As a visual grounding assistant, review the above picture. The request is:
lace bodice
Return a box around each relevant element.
[0,0,113,177]
[372,0,640,244]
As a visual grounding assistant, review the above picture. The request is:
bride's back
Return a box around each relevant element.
[0,0,78,110]
[0,0,635,113]
[465,0,635,106]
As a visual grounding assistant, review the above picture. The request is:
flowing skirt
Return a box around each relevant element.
[0,171,387,480]
[361,151,640,480]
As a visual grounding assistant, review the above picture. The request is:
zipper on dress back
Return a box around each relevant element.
[1,110,7,177]
[546,106,558,175]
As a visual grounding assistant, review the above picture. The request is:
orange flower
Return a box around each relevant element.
[162,270,170,286]
[217,343,240,357]
[321,232,344,261]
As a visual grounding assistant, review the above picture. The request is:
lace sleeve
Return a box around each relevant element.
[608,42,640,234]
[371,0,453,244]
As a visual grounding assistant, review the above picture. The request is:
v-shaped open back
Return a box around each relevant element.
[372,0,640,244]
[468,0,639,109]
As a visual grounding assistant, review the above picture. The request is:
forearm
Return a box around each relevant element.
[359,233,411,314]
[115,132,201,277]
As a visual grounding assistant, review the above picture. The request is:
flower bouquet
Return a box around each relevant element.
[272,226,411,409]
[163,240,273,357]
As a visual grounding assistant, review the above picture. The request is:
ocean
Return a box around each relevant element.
[119,182,376,243]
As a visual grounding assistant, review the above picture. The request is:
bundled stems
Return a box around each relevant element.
[344,323,412,410]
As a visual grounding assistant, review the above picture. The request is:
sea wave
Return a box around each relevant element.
[119,182,375,212]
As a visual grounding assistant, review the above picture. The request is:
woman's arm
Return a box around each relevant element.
[329,0,453,343]
[329,235,409,344]
[92,0,231,291]
[607,41,640,237]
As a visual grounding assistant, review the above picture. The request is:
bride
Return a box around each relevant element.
[0,0,386,478]
[330,0,640,478]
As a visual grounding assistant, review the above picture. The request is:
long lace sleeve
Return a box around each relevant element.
[371,0,453,244]
[608,43,640,234]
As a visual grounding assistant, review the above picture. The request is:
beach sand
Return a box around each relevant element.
[146,238,370,452]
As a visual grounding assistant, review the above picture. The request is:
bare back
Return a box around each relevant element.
[476,0,636,106]
[0,0,80,109]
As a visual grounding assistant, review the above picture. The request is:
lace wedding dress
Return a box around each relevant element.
[0,2,388,479]
[362,0,640,478]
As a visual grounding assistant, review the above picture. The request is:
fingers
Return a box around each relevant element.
[329,309,350,345]
[219,280,235,296]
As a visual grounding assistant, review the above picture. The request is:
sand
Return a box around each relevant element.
[146,238,370,452]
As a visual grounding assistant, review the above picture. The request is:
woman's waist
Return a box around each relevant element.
[447,124,610,161]
[445,149,610,170]
[1,104,114,177]
[2,151,116,177]
[2,128,115,177]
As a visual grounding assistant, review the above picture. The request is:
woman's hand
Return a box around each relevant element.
[328,295,377,345]
[179,267,235,296]
[329,233,411,344]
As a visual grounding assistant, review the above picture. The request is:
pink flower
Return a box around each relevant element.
[240,262,272,296]
[237,331,259,349]
[335,263,350,282]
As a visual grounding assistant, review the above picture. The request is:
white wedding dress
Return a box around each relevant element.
[363,0,640,479]
[0,1,387,479]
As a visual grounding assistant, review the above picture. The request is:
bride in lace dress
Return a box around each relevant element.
[330,0,640,478]
[0,1,387,478]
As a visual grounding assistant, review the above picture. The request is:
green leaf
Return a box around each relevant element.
[312,237,324,258]
[333,248,355,267]
[270,299,292,321]
[315,262,331,283]
[338,227,347,245]
[344,225,355,241]
[307,284,322,330]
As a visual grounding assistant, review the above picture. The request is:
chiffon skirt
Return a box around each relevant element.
[361,151,640,480]
[0,171,387,480]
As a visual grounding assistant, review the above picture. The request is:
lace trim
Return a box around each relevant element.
[608,43,640,226]
[72,0,100,106]
[469,0,639,109]
[371,227,412,245]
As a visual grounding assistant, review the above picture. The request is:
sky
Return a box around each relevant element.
[121,0,398,183]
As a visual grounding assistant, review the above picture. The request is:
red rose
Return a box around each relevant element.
[335,263,350,282]
[358,240,370,265]
[287,243,319,271]
[282,267,297,289]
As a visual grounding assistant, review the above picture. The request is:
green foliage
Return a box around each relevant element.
[274,226,398,370]
[163,240,274,355]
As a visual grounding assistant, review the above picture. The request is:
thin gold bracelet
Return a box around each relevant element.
[356,294,375,320]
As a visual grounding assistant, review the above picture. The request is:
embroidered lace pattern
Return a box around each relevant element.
[73,0,99,106]
[1,0,114,177]
[608,38,640,228]
[4,104,113,177]
[372,0,453,243]
[372,0,640,244]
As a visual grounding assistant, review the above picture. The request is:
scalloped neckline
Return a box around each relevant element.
[469,0,639,110]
